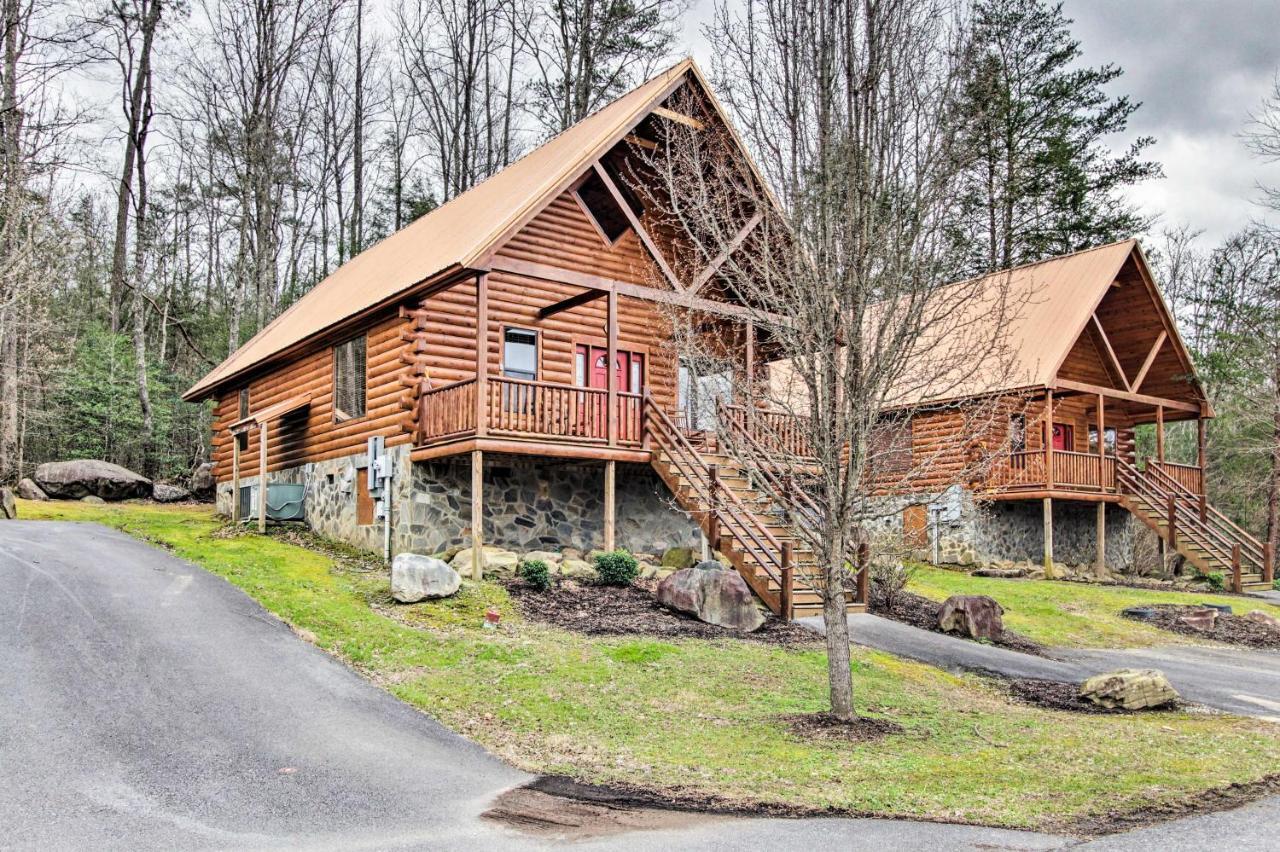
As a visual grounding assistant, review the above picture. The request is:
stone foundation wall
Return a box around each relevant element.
[216,447,701,557]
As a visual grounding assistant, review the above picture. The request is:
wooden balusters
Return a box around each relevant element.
[707,464,720,547]
[1167,494,1177,549]
[781,542,793,621]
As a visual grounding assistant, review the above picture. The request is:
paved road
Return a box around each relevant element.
[799,613,1280,719]
[0,521,1069,851]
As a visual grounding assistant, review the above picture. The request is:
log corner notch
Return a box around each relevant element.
[397,300,434,439]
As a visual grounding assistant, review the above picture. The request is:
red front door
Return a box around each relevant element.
[1052,423,1074,452]
[576,345,644,438]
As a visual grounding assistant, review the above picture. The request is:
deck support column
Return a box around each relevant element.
[231,430,241,524]
[603,460,616,552]
[1095,502,1106,572]
[1044,389,1055,490]
[1196,416,1206,493]
[475,273,488,438]
[606,289,617,447]
[258,423,268,533]
[1155,404,1165,463]
[1096,393,1106,488]
[470,449,484,580]
[1042,497,1054,578]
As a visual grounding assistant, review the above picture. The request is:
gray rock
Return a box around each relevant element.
[559,558,596,579]
[190,462,216,499]
[1,487,15,519]
[35,459,152,500]
[152,483,191,503]
[938,595,1004,640]
[1080,669,1178,710]
[81,495,106,504]
[449,546,519,578]
[656,561,765,632]
[521,549,562,567]
[391,553,461,603]
[16,477,48,501]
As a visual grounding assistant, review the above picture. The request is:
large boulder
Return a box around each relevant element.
[34,459,152,501]
[449,546,519,578]
[189,462,216,500]
[1244,610,1280,630]
[152,483,191,503]
[16,477,48,501]
[937,594,1005,640]
[391,553,461,602]
[656,560,765,632]
[0,487,15,519]
[1177,608,1218,632]
[1080,668,1178,710]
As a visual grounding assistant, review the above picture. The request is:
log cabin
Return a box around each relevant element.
[185,59,1271,622]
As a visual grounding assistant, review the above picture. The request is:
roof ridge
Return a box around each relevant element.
[970,238,1136,282]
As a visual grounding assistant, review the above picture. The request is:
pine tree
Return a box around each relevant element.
[949,0,1161,273]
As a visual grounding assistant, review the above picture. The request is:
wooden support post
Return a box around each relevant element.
[1196,416,1206,493]
[707,464,719,551]
[780,541,793,621]
[1199,493,1207,523]
[606,289,618,447]
[1096,502,1106,571]
[1167,494,1177,549]
[1155,404,1165,463]
[1042,497,1054,577]
[470,449,484,580]
[1044,390,1055,490]
[1265,543,1274,585]
[603,460,616,552]
[1096,393,1105,489]
[1232,543,1242,594]
[257,424,268,533]
[744,322,755,399]
[475,273,489,437]
[231,431,241,524]
[856,540,870,604]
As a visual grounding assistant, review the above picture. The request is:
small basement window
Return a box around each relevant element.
[502,328,537,381]
[333,335,367,421]
[238,387,250,418]
[576,171,631,244]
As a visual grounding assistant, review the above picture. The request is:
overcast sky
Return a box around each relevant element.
[680,0,1280,243]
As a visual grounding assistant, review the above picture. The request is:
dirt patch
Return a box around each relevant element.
[505,577,821,646]
[781,712,905,742]
[1005,678,1156,715]
[1053,773,1280,837]
[1124,604,1280,650]
[483,786,722,840]
[872,591,1051,657]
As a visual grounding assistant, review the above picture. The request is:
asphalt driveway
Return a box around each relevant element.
[799,612,1280,719]
[0,521,1065,851]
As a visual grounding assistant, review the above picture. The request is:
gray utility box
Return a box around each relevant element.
[238,483,305,521]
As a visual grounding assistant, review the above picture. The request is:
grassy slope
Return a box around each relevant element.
[908,566,1280,649]
[17,498,1280,831]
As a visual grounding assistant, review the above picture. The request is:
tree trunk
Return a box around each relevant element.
[821,559,854,720]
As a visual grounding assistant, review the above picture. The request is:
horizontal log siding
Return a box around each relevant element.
[212,314,410,480]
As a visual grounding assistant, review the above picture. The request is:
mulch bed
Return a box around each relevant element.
[504,577,821,646]
[1123,604,1280,649]
[871,590,1051,657]
[1005,678,1148,715]
[780,712,905,743]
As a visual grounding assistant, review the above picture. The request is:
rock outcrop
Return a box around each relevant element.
[189,462,216,500]
[391,553,461,602]
[34,459,152,501]
[1080,669,1178,710]
[152,483,191,503]
[656,561,765,631]
[937,594,1005,640]
[16,478,48,501]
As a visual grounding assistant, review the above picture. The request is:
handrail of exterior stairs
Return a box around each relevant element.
[643,390,787,612]
[1144,460,1267,567]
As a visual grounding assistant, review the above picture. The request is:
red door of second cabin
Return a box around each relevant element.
[1052,423,1074,452]
[576,344,644,439]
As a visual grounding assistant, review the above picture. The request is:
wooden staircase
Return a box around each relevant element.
[644,393,866,620]
[1117,459,1274,592]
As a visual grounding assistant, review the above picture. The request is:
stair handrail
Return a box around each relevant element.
[644,391,787,589]
[1144,461,1266,563]
[1141,462,1264,573]
[1117,460,1231,567]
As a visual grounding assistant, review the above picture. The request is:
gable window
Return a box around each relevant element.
[1088,425,1117,457]
[502,328,538,380]
[575,171,631,244]
[333,335,367,421]
[1009,413,1026,453]
[236,388,250,451]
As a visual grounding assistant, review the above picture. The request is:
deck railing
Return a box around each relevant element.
[720,404,813,458]
[417,378,477,443]
[987,449,1119,493]
[1150,459,1203,495]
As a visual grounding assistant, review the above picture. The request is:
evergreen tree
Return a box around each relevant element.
[949,0,1161,273]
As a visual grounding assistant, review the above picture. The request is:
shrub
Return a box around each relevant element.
[1203,571,1226,592]
[518,559,552,591]
[870,560,916,611]
[594,549,639,586]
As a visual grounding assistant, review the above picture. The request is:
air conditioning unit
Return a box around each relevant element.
[238,483,305,522]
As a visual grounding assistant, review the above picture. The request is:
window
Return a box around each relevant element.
[238,387,250,419]
[333,335,367,421]
[871,416,912,476]
[1088,425,1117,457]
[575,171,630,243]
[1009,413,1026,452]
[502,328,538,380]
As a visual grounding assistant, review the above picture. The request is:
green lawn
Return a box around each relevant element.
[908,565,1280,649]
[17,498,1280,832]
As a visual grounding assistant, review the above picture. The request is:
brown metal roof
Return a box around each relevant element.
[184,59,699,401]
[228,393,312,434]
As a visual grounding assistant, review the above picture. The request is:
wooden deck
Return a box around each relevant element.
[984,450,1204,500]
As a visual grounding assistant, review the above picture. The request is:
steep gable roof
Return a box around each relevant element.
[185,59,703,401]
